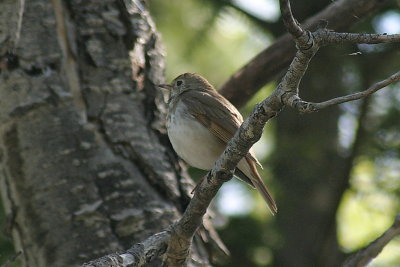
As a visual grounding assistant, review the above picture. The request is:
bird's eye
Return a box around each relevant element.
[176,80,183,86]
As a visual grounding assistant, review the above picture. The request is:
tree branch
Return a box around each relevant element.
[316,32,400,45]
[219,0,392,107]
[279,0,303,38]
[286,71,400,113]
[343,214,400,267]
[82,231,170,267]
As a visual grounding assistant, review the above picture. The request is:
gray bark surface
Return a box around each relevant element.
[0,0,196,266]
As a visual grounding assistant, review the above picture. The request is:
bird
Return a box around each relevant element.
[159,73,277,214]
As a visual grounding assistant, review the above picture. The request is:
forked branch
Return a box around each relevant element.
[220,0,393,107]
[286,71,400,113]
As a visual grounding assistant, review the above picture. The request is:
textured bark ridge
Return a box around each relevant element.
[0,0,198,266]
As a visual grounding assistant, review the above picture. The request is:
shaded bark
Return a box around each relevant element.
[0,0,204,266]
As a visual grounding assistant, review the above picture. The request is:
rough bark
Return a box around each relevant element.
[0,0,203,266]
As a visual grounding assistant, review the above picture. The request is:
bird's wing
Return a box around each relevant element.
[182,90,241,141]
[182,90,277,214]
[181,90,262,168]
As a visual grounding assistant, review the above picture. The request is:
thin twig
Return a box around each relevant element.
[316,31,400,46]
[286,71,400,113]
[219,0,392,107]
[343,214,400,267]
[13,0,25,51]
[279,0,303,38]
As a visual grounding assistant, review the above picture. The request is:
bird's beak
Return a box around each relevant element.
[158,84,173,90]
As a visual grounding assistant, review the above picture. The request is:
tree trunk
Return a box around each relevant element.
[0,1,199,266]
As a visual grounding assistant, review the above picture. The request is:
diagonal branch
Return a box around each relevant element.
[343,214,400,267]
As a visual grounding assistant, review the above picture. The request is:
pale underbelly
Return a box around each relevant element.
[167,113,225,170]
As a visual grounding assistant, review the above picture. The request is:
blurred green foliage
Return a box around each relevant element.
[150,0,272,86]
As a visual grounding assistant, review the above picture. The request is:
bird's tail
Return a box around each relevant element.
[245,157,277,215]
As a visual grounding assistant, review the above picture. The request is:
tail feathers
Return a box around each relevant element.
[234,168,255,188]
[246,152,263,169]
[245,157,277,215]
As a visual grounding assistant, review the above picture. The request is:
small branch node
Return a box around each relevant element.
[284,93,317,113]
[297,101,317,114]
[286,92,300,104]
[280,0,304,38]
[296,31,316,51]
[211,169,233,184]
[219,170,234,183]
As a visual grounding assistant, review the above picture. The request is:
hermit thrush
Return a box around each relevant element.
[159,73,277,214]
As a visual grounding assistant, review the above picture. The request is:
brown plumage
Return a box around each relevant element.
[161,73,277,214]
